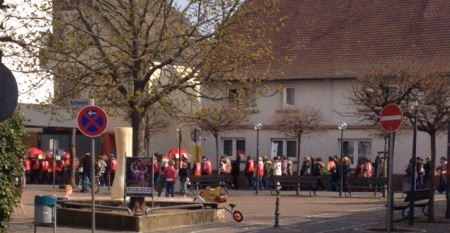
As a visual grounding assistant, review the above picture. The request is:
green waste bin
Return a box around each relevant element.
[34,195,56,224]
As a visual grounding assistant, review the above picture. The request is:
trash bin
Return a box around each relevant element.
[34,195,56,224]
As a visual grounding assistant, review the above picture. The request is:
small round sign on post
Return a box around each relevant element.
[77,105,108,137]
[380,104,403,132]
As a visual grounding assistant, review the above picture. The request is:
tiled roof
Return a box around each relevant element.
[259,0,450,79]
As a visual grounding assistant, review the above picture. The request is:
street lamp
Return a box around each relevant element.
[409,101,418,226]
[254,123,262,194]
[177,124,182,170]
[338,122,347,197]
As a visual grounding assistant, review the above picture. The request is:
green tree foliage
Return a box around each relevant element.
[0,111,28,232]
[40,0,280,157]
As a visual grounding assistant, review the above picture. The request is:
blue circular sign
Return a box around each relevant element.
[76,105,108,137]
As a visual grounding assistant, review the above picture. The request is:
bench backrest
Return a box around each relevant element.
[346,177,387,185]
[190,175,228,183]
[404,189,430,202]
[273,175,318,183]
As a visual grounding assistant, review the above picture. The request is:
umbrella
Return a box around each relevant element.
[166,148,188,159]
[29,147,43,155]
[64,152,71,160]
[236,150,245,156]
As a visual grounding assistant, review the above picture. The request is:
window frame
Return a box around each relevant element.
[271,138,297,160]
[338,139,372,167]
[282,87,295,107]
[228,87,256,107]
[222,137,246,158]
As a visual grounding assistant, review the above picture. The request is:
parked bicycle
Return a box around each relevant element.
[77,170,100,194]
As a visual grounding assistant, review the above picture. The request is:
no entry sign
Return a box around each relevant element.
[77,105,108,137]
[380,104,403,132]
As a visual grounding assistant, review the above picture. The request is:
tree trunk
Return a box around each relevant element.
[69,128,76,187]
[214,133,220,175]
[296,135,302,195]
[427,131,437,222]
[130,108,145,157]
[129,107,146,215]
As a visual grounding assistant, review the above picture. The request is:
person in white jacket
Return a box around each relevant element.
[272,156,282,190]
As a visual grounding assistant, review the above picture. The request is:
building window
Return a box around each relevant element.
[283,87,295,107]
[223,138,246,157]
[339,139,372,167]
[271,139,297,159]
[228,88,256,107]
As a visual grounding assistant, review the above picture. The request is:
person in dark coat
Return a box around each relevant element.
[231,156,241,189]
[80,152,92,192]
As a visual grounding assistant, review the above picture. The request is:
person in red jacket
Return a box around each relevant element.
[201,156,212,175]
[24,157,31,184]
[161,160,176,197]
[244,156,255,190]
[255,158,264,190]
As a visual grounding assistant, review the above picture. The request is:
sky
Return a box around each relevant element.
[1,0,52,104]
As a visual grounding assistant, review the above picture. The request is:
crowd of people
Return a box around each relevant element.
[150,153,386,196]
[404,156,448,193]
[78,152,117,192]
[24,148,449,196]
[23,150,118,193]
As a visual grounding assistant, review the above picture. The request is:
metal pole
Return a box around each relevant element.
[91,138,95,233]
[195,129,198,162]
[386,132,395,232]
[274,189,280,227]
[409,110,417,225]
[178,129,182,170]
[147,136,154,210]
[256,128,260,194]
[88,98,96,233]
[52,142,57,189]
[339,129,344,197]
[446,122,450,219]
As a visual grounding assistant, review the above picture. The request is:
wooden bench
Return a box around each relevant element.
[345,177,387,197]
[271,175,318,196]
[389,189,430,221]
[189,175,230,194]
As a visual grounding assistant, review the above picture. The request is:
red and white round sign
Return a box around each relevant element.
[379,104,403,132]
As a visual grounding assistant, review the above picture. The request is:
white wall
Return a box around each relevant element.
[200,79,446,174]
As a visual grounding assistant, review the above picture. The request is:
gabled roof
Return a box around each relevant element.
[261,0,450,79]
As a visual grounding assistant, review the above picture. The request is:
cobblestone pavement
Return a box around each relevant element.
[8,185,450,232]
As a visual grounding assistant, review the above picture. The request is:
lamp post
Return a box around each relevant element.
[254,123,262,194]
[338,122,347,197]
[409,101,418,226]
[177,124,182,170]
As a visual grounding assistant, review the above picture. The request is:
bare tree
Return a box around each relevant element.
[187,101,254,174]
[271,106,324,194]
[402,70,450,222]
[348,64,449,221]
[39,0,280,214]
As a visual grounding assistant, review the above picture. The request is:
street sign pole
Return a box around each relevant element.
[386,131,395,233]
[54,141,57,188]
[91,137,95,233]
[89,99,95,233]
[379,104,402,232]
[50,139,58,189]
[446,122,450,219]
[76,99,108,233]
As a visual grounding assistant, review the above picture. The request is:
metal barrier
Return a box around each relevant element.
[61,202,132,215]
[145,203,204,215]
